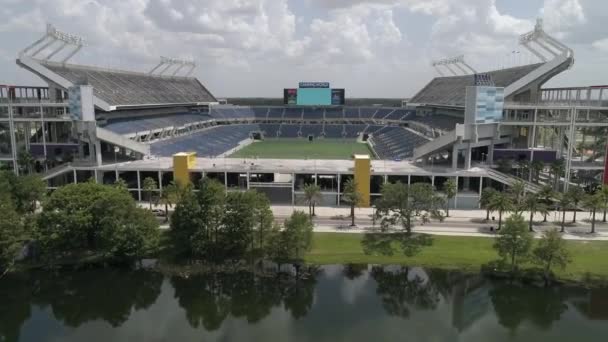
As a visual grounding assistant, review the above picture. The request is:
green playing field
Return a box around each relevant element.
[229,138,374,159]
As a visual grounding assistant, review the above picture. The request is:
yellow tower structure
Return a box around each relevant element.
[173,152,196,186]
[353,154,371,207]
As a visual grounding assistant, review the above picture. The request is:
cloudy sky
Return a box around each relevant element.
[0,0,606,98]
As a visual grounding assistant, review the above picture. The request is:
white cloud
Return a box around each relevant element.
[592,38,608,52]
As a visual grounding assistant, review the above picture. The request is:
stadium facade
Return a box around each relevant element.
[1,21,607,209]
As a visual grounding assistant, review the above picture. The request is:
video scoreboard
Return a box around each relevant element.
[283,82,345,105]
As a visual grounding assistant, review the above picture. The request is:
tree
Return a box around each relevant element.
[267,211,313,267]
[159,181,180,222]
[583,192,603,234]
[443,178,457,217]
[550,159,565,190]
[375,182,444,234]
[341,178,363,226]
[493,214,533,273]
[36,182,160,263]
[489,192,514,230]
[480,187,497,221]
[600,185,608,222]
[283,211,314,260]
[0,171,46,214]
[530,160,544,183]
[169,188,203,257]
[252,191,274,255]
[567,186,585,223]
[303,183,322,217]
[509,180,526,215]
[17,149,34,175]
[0,199,26,273]
[533,229,571,280]
[113,178,128,192]
[557,193,571,233]
[523,193,547,232]
[142,177,157,210]
[538,185,555,222]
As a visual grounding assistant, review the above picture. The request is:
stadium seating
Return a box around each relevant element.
[384,109,414,121]
[103,113,212,135]
[267,107,285,119]
[284,108,303,120]
[300,124,324,137]
[150,124,258,157]
[408,114,463,131]
[410,63,544,107]
[325,107,344,119]
[373,108,393,119]
[253,107,269,119]
[370,128,430,160]
[259,124,281,138]
[323,124,345,138]
[359,108,377,119]
[43,62,216,106]
[344,107,360,119]
[343,124,367,138]
[279,124,301,137]
[303,108,324,120]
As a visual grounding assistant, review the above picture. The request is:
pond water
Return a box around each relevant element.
[1,265,607,342]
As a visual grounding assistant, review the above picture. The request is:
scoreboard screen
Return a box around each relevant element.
[283,82,345,106]
[284,88,297,105]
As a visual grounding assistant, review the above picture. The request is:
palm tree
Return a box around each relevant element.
[550,159,565,191]
[584,193,603,234]
[341,178,363,226]
[509,180,526,215]
[523,193,548,232]
[159,181,179,222]
[517,160,531,181]
[480,187,497,221]
[142,177,158,210]
[531,160,544,183]
[567,185,585,223]
[17,149,34,175]
[489,192,514,230]
[443,178,457,217]
[538,184,555,222]
[557,193,572,233]
[303,183,322,217]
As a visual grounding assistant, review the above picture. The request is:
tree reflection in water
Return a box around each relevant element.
[370,266,440,318]
[171,267,320,330]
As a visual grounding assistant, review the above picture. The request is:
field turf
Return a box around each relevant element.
[229,138,374,159]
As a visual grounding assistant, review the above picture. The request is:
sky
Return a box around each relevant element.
[0,0,607,98]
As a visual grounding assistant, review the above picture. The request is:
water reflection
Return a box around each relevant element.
[1,265,608,341]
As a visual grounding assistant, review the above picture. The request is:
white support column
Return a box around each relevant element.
[452,146,459,169]
[137,171,142,201]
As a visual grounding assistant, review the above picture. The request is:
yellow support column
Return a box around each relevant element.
[173,152,196,186]
[353,154,371,207]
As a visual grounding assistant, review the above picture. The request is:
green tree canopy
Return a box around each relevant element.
[493,214,533,272]
[36,182,160,263]
[533,229,571,280]
[342,178,363,226]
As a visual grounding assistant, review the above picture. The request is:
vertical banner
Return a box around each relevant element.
[284,88,297,105]
[604,141,608,185]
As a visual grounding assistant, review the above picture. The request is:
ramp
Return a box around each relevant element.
[96,127,150,155]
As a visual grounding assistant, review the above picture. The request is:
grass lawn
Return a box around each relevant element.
[306,233,608,282]
[229,138,374,159]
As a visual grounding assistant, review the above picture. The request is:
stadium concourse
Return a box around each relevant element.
[2,21,608,210]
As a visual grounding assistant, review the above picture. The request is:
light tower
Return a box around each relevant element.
[519,18,574,62]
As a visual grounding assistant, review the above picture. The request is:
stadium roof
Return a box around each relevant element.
[410,63,545,108]
[17,57,217,110]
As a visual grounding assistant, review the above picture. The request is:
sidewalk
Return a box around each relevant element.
[142,202,608,241]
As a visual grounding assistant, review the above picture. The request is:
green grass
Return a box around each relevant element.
[229,139,374,159]
[306,233,608,282]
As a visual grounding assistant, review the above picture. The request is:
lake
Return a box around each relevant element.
[1,264,607,342]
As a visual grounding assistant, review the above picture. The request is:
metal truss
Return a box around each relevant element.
[431,55,477,76]
[519,18,574,63]
[20,23,85,63]
[149,56,197,77]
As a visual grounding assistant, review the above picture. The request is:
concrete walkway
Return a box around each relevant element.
[141,202,608,241]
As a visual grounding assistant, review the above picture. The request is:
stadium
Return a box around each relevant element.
[1,20,607,209]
